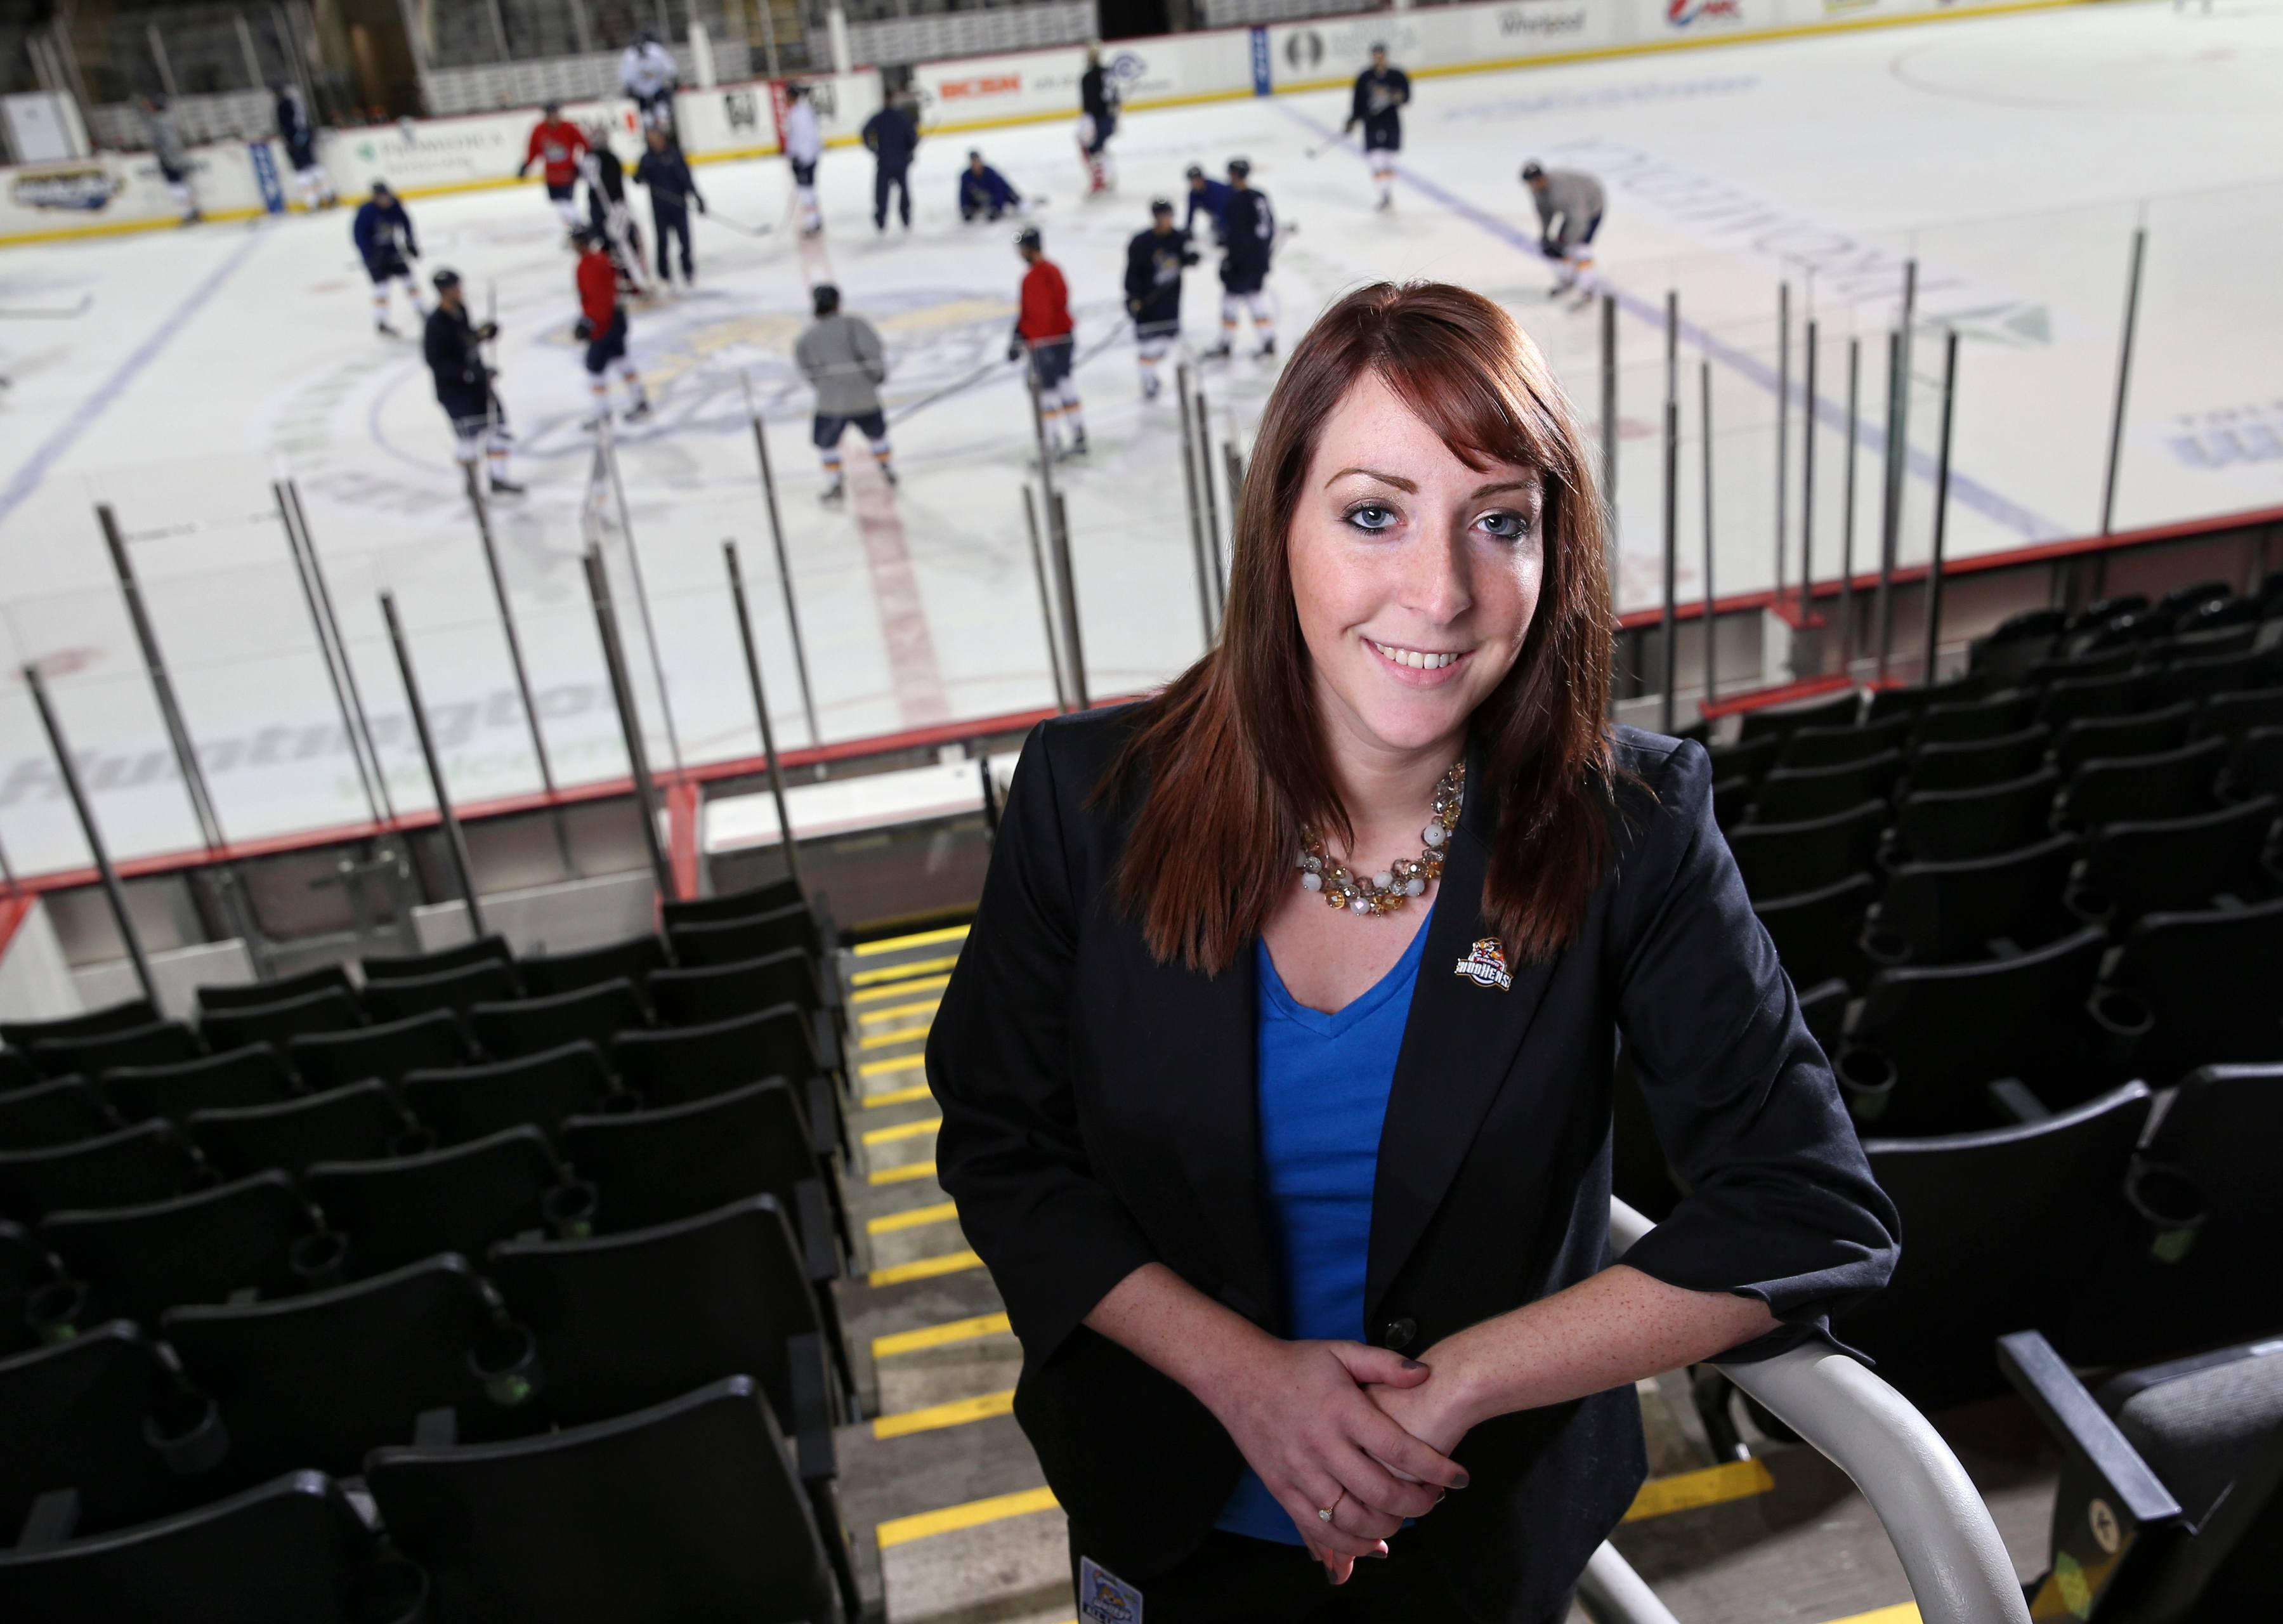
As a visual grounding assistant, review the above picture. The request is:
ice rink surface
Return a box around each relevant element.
[1,0,2280,873]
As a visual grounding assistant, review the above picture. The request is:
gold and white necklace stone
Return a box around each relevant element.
[1295,761,1465,919]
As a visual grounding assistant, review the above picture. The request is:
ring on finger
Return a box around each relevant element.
[1316,1488,1347,1524]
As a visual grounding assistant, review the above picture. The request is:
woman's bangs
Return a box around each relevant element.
[1372,334,1561,486]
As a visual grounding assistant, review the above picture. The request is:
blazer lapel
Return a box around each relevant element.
[1160,940,1283,1330]
[1364,743,1560,1325]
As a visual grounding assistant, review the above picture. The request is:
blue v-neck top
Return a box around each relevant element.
[1214,909,1434,1545]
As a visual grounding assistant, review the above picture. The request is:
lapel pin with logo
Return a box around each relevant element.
[1455,938,1512,992]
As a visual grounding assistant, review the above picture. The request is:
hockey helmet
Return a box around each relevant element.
[431,268,462,291]
[1521,160,1547,183]
[1149,197,1174,216]
[1184,164,1205,181]
[1227,157,1252,180]
[1015,225,1043,251]
[813,282,841,316]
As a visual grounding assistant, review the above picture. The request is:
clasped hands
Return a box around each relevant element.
[1205,1337,1476,1585]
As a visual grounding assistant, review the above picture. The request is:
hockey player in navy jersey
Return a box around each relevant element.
[353,181,422,336]
[423,269,520,494]
[1205,159,1275,362]
[1342,43,1410,210]
[958,151,1022,222]
[1124,198,1196,400]
[1183,163,1231,244]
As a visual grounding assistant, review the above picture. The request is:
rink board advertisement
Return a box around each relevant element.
[911,33,1255,133]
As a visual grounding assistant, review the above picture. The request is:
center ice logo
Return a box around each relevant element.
[1667,0,1743,24]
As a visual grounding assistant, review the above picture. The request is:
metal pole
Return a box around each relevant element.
[0,827,17,896]
[723,541,807,896]
[24,664,155,1005]
[2100,226,2146,536]
[1194,380,1225,617]
[463,471,557,796]
[378,593,485,937]
[1049,490,1089,709]
[1801,320,1818,620]
[1175,363,1214,645]
[1774,281,1789,612]
[1663,289,1678,416]
[1700,361,1717,708]
[279,480,395,825]
[1875,329,1902,682]
[485,0,512,64]
[1840,338,1861,673]
[582,549,677,905]
[1023,344,1059,509]
[1661,291,1678,734]
[565,0,595,58]
[1599,291,1618,565]
[1023,486,1070,712]
[1224,442,1246,537]
[594,422,683,771]
[739,373,821,745]
[147,22,179,102]
[1923,330,1959,687]
[233,13,263,94]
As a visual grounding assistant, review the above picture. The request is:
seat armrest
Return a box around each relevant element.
[811,1008,843,1074]
[804,1073,840,1160]
[795,1177,840,1281]
[1996,1331,2181,1528]
[785,1330,839,1486]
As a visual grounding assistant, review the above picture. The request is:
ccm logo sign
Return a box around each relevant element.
[939,74,1021,100]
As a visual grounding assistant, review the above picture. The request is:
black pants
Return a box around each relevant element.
[653,200,692,280]
[1068,1525,1564,1623]
[874,164,910,228]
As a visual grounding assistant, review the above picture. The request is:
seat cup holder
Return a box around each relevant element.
[1835,1048,1896,1125]
[25,1279,86,1344]
[289,1229,351,1290]
[1859,926,1911,968]
[2064,884,2114,926]
[601,1087,644,1115]
[2088,989,2154,1072]
[2126,1159,2206,1266]
[469,1320,544,1410]
[346,1554,432,1624]
[544,1179,598,1240]
[389,1125,438,1158]
[145,1389,230,1477]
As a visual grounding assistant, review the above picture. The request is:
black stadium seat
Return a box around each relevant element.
[2222,726,2283,802]
[518,934,668,999]
[0,1221,55,1358]
[403,1042,617,1145]
[40,1172,316,1327]
[2039,667,2165,728]
[1,999,158,1052]
[1863,835,2079,967]
[1864,672,1984,723]
[287,1008,470,1091]
[2195,688,2283,745]
[649,950,831,1029]
[0,1076,114,1151]
[660,877,804,931]
[367,1375,847,1624]
[1903,723,2050,794]
[1723,801,1886,903]
[1710,775,1753,829]
[1914,689,2040,745]
[358,958,521,1028]
[188,1081,418,1181]
[2055,736,2224,831]
[471,979,649,1061]
[2138,1063,2283,1349]
[1704,733,1779,785]
[1751,873,1873,992]
[28,1020,203,1082]
[0,1321,211,1540]
[2074,797,2280,926]
[2049,702,2194,777]
[1836,1081,2152,1410]
[360,935,513,984]
[1838,926,2119,1134]
[1736,689,1859,743]
[667,903,825,969]
[199,986,363,1053]
[611,1005,827,1111]
[98,1044,295,1123]
[1778,712,1913,769]
[162,1255,543,1482]
[0,1469,416,1623]
[0,1120,197,1223]
[308,1125,572,1277]
[2099,897,2283,1087]
[0,1048,35,1094]
[195,963,354,1016]
[1890,769,2058,863]
[1750,750,1906,825]
[2028,648,2136,688]
[2161,645,2280,705]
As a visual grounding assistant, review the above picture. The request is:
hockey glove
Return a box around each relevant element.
[573,317,594,341]
[475,321,499,342]
[1541,238,1564,261]
[1006,337,1024,363]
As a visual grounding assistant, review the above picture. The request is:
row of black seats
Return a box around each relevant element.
[1970,575,2283,688]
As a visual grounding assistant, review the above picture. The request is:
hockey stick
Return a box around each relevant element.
[1305,132,1351,160]
[887,319,1132,426]
[708,211,775,239]
[0,293,93,319]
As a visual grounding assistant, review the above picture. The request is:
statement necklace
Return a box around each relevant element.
[1295,760,1465,918]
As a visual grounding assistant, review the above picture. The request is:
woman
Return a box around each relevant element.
[927,282,1897,1623]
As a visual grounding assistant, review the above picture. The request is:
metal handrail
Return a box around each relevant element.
[1597,1198,2031,1624]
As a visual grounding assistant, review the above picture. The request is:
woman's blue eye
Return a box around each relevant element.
[1346,503,1397,532]
[1479,511,1531,540]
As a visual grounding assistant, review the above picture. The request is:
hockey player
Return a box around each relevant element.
[353,181,422,336]
[794,283,895,505]
[620,29,679,134]
[273,82,335,211]
[1182,163,1230,244]
[1342,43,1410,211]
[958,151,1021,223]
[783,83,823,237]
[634,128,705,287]
[582,128,646,293]
[1124,198,1196,400]
[1207,159,1275,361]
[139,96,199,225]
[423,268,521,495]
[1011,226,1085,459]
[573,226,651,426]
[861,94,919,232]
[518,103,589,234]
[1077,45,1119,197]
[1522,160,1604,303]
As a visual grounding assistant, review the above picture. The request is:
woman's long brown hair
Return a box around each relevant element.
[1102,281,1618,974]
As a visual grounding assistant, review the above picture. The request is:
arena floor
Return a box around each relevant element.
[1,0,2279,877]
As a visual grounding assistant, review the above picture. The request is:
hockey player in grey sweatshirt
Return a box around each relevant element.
[793,283,895,504]
[1522,160,1604,303]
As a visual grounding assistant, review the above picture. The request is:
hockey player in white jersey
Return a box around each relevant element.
[783,84,824,237]
[620,29,679,133]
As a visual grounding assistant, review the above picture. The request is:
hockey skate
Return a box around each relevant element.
[819,480,847,505]
[1257,338,1278,360]
[375,320,399,337]
[488,476,527,496]
[1059,432,1090,461]
[1201,341,1233,361]
[623,400,651,424]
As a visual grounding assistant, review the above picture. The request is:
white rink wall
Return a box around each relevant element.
[0,0,2072,244]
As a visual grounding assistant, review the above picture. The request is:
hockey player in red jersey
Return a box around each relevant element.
[1009,226,1086,459]
[573,227,650,426]
[518,102,590,234]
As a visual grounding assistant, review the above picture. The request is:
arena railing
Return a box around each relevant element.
[1590,1198,2032,1624]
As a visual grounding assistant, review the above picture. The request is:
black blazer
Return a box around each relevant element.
[927,709,1898,1623]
